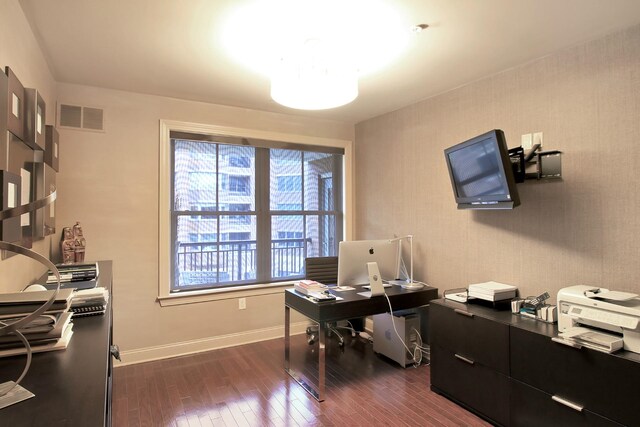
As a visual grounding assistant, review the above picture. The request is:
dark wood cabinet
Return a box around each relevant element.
[0,261,114,426]
[430,298,640,427]
[430,300,511,426]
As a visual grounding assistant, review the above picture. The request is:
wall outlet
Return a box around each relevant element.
[533,132,543,147]
[521,133,533,149]
[238,298,246,310]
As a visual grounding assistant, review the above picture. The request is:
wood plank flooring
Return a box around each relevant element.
[112,333,490,426]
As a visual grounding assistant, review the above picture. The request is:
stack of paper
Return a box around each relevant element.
[0,289,74,317]
[0,289,76,357]
[294,280,325,296]
[70,287,109,317]
[468,281,518,302]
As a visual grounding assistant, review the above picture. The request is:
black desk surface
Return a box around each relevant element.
[285,284,438,322]
[0,260,113,426]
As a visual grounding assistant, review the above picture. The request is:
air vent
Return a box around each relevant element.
[58,103,105,132]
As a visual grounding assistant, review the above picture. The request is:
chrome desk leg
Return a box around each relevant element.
[283,307,325,402]
[318,321,326,401]
[284,306,290,371]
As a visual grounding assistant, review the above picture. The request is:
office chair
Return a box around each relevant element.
[304,256,359,348]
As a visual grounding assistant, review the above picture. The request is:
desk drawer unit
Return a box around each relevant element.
[510,326,640,427]
[510,378,621,427]
[430,301,510,426]
[430,302,509,373]
[431,345,510,426]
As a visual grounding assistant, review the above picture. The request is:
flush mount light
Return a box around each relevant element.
[270,38,358,110]
[221,0,412,110]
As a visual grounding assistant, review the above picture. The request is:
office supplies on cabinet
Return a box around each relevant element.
[468,281,518,301]
[557,285,640,354]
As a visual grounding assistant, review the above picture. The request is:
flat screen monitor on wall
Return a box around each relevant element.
[444,129,520,210]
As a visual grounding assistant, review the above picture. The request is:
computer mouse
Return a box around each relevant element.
[24,284,47,292]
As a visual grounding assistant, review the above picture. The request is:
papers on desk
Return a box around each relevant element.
[332,286,355,292]
[305,293,343,303]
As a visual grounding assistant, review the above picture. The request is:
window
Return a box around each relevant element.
[277,175,302,192]
[229,176,251,194]
[228,155,250,168]
[162,124,348,296]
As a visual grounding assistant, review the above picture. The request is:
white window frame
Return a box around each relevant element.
[158,120,354,306]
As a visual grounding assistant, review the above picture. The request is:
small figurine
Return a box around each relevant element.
[73,221,86,263]
[61,227,75,264]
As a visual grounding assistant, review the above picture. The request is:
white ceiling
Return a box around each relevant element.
[19,0,640,124]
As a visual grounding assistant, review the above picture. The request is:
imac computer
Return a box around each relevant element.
[337,239,400,288]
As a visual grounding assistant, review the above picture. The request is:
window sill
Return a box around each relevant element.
[157,281,295,307]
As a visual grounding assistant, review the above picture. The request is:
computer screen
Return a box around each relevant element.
[337,239,400,287]
[444,129,520,209]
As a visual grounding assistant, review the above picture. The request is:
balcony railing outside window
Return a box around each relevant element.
[176,237,311,288]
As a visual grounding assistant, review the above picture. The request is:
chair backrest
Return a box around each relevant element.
[305,256,339,285]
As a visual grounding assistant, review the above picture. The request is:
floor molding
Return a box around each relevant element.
[115,321,309,367]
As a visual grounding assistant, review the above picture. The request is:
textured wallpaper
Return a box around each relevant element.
[355,24,640,302]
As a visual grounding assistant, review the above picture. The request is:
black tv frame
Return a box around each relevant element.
[444,129,521,210]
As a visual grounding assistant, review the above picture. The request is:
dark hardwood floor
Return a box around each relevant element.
[112,332,490,426]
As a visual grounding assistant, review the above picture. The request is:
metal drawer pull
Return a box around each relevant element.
[110,344,121,361]
[552,395,584,412]
[454,353,475,365]
[454,309,474,318]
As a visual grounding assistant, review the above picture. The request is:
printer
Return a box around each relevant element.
[557,285,640,354]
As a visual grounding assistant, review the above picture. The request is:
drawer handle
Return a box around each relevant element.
[454,353,475,365]
[552,395,584,412]
[110,344,121,361]
[454,309,474,318]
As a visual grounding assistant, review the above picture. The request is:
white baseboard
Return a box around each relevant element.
[115,321,309,367]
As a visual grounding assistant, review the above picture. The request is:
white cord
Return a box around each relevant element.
[383,293,424,367]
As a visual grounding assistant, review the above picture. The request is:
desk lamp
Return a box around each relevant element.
[389,235,423,290]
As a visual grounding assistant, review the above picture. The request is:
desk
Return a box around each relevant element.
[284,284,438,401]
[0,261,114,426]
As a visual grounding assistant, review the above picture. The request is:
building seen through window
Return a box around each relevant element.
[171,138,343,291]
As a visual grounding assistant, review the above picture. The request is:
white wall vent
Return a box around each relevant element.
[58,103,105,132]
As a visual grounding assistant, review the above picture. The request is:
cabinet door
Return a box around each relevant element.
[510,379,621,427]
[430,302,509,373]
[431,344,510,426]
[511,326,640,426]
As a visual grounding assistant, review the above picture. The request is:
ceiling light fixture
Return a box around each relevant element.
[270,38,358,110]
[221,0,413,110]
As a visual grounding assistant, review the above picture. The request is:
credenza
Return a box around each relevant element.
[0,260,114,426]
[429,298,640,426]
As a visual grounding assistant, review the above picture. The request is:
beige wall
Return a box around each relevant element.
[0,1,57,290]
[355,24,640,302]
[55,83,353,356]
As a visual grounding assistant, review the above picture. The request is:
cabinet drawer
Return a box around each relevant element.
[510,326,640,426]
[431,344,509,426]
[510,379,621,427]
[430,302,509,373]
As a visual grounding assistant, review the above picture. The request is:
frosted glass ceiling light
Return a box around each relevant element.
[271,39,358,110]
[221,0,412,110]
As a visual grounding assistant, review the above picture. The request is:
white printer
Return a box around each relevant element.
[557,285,640,354]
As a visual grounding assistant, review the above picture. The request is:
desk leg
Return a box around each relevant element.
[318,321,326,401]
[283,307,325,402]
[284,305,290,371]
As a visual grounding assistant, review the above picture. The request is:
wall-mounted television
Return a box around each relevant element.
[444,129,520,210]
